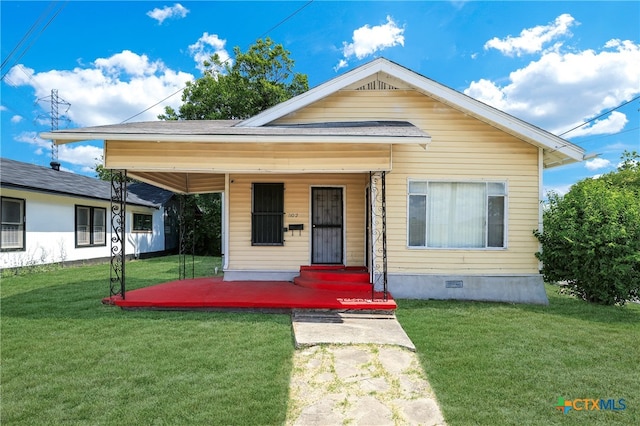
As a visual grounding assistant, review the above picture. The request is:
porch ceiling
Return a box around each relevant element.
[128,171,225,194]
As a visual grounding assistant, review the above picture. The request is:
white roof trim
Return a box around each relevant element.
[116,166,392,174]
[240,58,584,166]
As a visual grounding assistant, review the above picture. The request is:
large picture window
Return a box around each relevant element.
[75,205,106,247]
[252,183,284,246]
[1,197,25,251]
[408,181,507,249]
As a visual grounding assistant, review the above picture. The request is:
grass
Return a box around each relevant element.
[396,285,640,425]
[1,256,294,425]
[3,258,639,425]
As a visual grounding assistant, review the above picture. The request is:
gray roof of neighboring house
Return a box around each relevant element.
[127,182,175,205]
[0,157,171,208]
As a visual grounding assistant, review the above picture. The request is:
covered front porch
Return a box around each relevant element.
[43,120,431,304]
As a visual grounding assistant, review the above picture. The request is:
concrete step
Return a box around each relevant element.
[298,267,370,284]
[293,277,372,291]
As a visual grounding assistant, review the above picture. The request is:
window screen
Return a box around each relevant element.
[252,183,284,245]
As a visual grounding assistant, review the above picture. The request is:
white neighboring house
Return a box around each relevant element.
[0,158,177,269]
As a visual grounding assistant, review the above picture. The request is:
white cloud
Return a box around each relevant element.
[147,3,189,25]
[11,115,23,123]
[334,59,348,72]
[188,33,231,74]
[15,131,49,149]
[6,50,194,127]
[94,50,160,77]
[484,13,577,57]
[584,157,612,171]
[465,37,640,135]
[565,111,628,138]
[15,131,103,172]
[58,144,103,169]
[336,16,405,70]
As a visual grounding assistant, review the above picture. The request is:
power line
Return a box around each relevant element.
[256,0,314,40]
[1,1,67,82]
[1,2,57,70]
[576,126,640,146]
[3,64,46,95]
[120,0,315,124]
[559,95,640,137]
[120,86,186,124]
[544,95,640,157]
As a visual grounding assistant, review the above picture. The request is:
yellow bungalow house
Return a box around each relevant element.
[41,58,585,304]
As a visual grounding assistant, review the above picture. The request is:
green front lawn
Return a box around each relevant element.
[2,257,638,425]
[397,287,640,425]
[1,256,293,425]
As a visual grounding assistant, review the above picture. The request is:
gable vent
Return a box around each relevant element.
[355,79,400,91]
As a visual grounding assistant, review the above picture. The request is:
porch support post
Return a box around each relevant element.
[369,171,389,301]
[369,172,374,301]
[109,170,126,299]
[381,171,388,301]
[178,194,196,280]
[178,194,186,280]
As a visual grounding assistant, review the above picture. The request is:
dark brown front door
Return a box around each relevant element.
[311,187,343,264]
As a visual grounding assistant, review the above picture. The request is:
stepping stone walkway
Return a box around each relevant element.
[287,312,446,425]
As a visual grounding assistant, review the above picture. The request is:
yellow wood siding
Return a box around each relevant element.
[276,89,541,274]
[105,141,391,173]
[227,173,367,271]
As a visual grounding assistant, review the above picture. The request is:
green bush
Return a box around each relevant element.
[535,153,640,305]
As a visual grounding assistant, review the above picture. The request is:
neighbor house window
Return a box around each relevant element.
[133,213,152,232]
[75,205,106,247]
[1,197,25,251]
[408,181,506,249]
[252,183,284,246]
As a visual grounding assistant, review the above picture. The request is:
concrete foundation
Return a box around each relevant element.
[384,273,549,305]
[224,269,549,305]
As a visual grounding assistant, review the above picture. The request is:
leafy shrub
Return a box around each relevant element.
[535,153,640,305]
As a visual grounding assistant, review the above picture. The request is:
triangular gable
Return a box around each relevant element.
[240,58,585,168]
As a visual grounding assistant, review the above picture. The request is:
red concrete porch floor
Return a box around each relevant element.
[102,277,396,311]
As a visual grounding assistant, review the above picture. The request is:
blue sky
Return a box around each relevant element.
[1,1,639,195]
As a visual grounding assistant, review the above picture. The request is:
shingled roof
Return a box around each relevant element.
[0,157,171,208]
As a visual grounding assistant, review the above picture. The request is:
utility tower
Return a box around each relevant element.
[38,89,70,169]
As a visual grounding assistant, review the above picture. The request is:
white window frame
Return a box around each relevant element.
[75,205,107,248]
[407,179,508,250]
[1,197,26,251]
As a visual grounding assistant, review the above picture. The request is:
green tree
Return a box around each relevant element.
[159,37,308,120]
[534,151,640,305]
[179,193,223,256]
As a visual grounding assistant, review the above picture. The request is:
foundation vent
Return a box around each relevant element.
[445,280,463,289]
